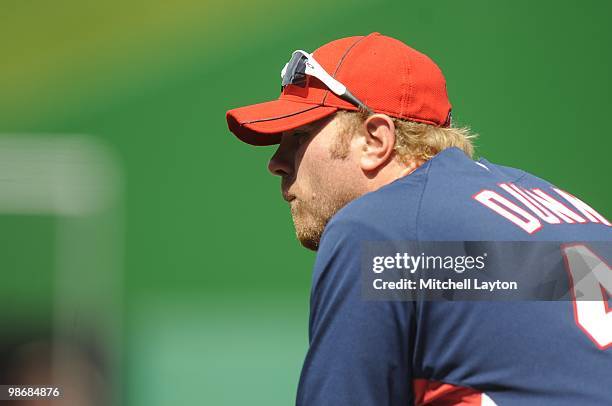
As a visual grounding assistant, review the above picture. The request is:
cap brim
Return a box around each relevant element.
[226,99,338,146]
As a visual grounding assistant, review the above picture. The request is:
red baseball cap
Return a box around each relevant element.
[226,32,452,146]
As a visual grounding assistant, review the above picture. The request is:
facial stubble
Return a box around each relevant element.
[289,167,361,251]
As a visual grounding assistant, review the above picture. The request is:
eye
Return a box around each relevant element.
[293,131,310,145]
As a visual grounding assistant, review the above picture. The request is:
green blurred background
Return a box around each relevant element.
[0,1,610,405]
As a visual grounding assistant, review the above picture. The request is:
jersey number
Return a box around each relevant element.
[562,244,612,350]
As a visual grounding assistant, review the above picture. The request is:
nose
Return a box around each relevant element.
[268,144,293,177]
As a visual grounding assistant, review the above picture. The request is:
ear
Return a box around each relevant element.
[359,114,396,172]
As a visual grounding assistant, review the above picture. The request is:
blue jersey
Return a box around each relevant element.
[296,147,611,405]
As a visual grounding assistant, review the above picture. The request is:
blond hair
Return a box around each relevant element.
[333,110,477,163]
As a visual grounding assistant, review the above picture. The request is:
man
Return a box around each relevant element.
[226,33,611,405]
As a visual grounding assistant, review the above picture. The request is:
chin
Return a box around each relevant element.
[291,214,323,252]
[297,234,320,252]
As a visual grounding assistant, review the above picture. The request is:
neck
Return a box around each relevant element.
[365,159,423,193]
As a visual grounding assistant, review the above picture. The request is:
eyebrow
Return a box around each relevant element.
[285,116,332,137]
[286,125,314,136]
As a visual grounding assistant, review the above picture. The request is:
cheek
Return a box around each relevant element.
[293,151,319,193]
[300,157,348,199]
[293,133,352,197]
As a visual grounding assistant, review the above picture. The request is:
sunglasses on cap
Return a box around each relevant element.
[280,50,373,114]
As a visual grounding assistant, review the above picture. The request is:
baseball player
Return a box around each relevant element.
[226,33,612,405]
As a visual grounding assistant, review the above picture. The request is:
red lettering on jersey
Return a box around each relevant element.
[527,188,587,224]
[473,190,542,234]
[499,183,561,224]
[474,184,609,233]
[553,188,611,226]
[601,285,611,314]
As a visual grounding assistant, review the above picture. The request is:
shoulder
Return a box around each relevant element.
[316,147,487,246]
[321,157,437,244]
[418,149,612,240]
[310,157,435,290]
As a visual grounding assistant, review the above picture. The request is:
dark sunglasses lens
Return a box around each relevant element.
[282,53,307,88]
